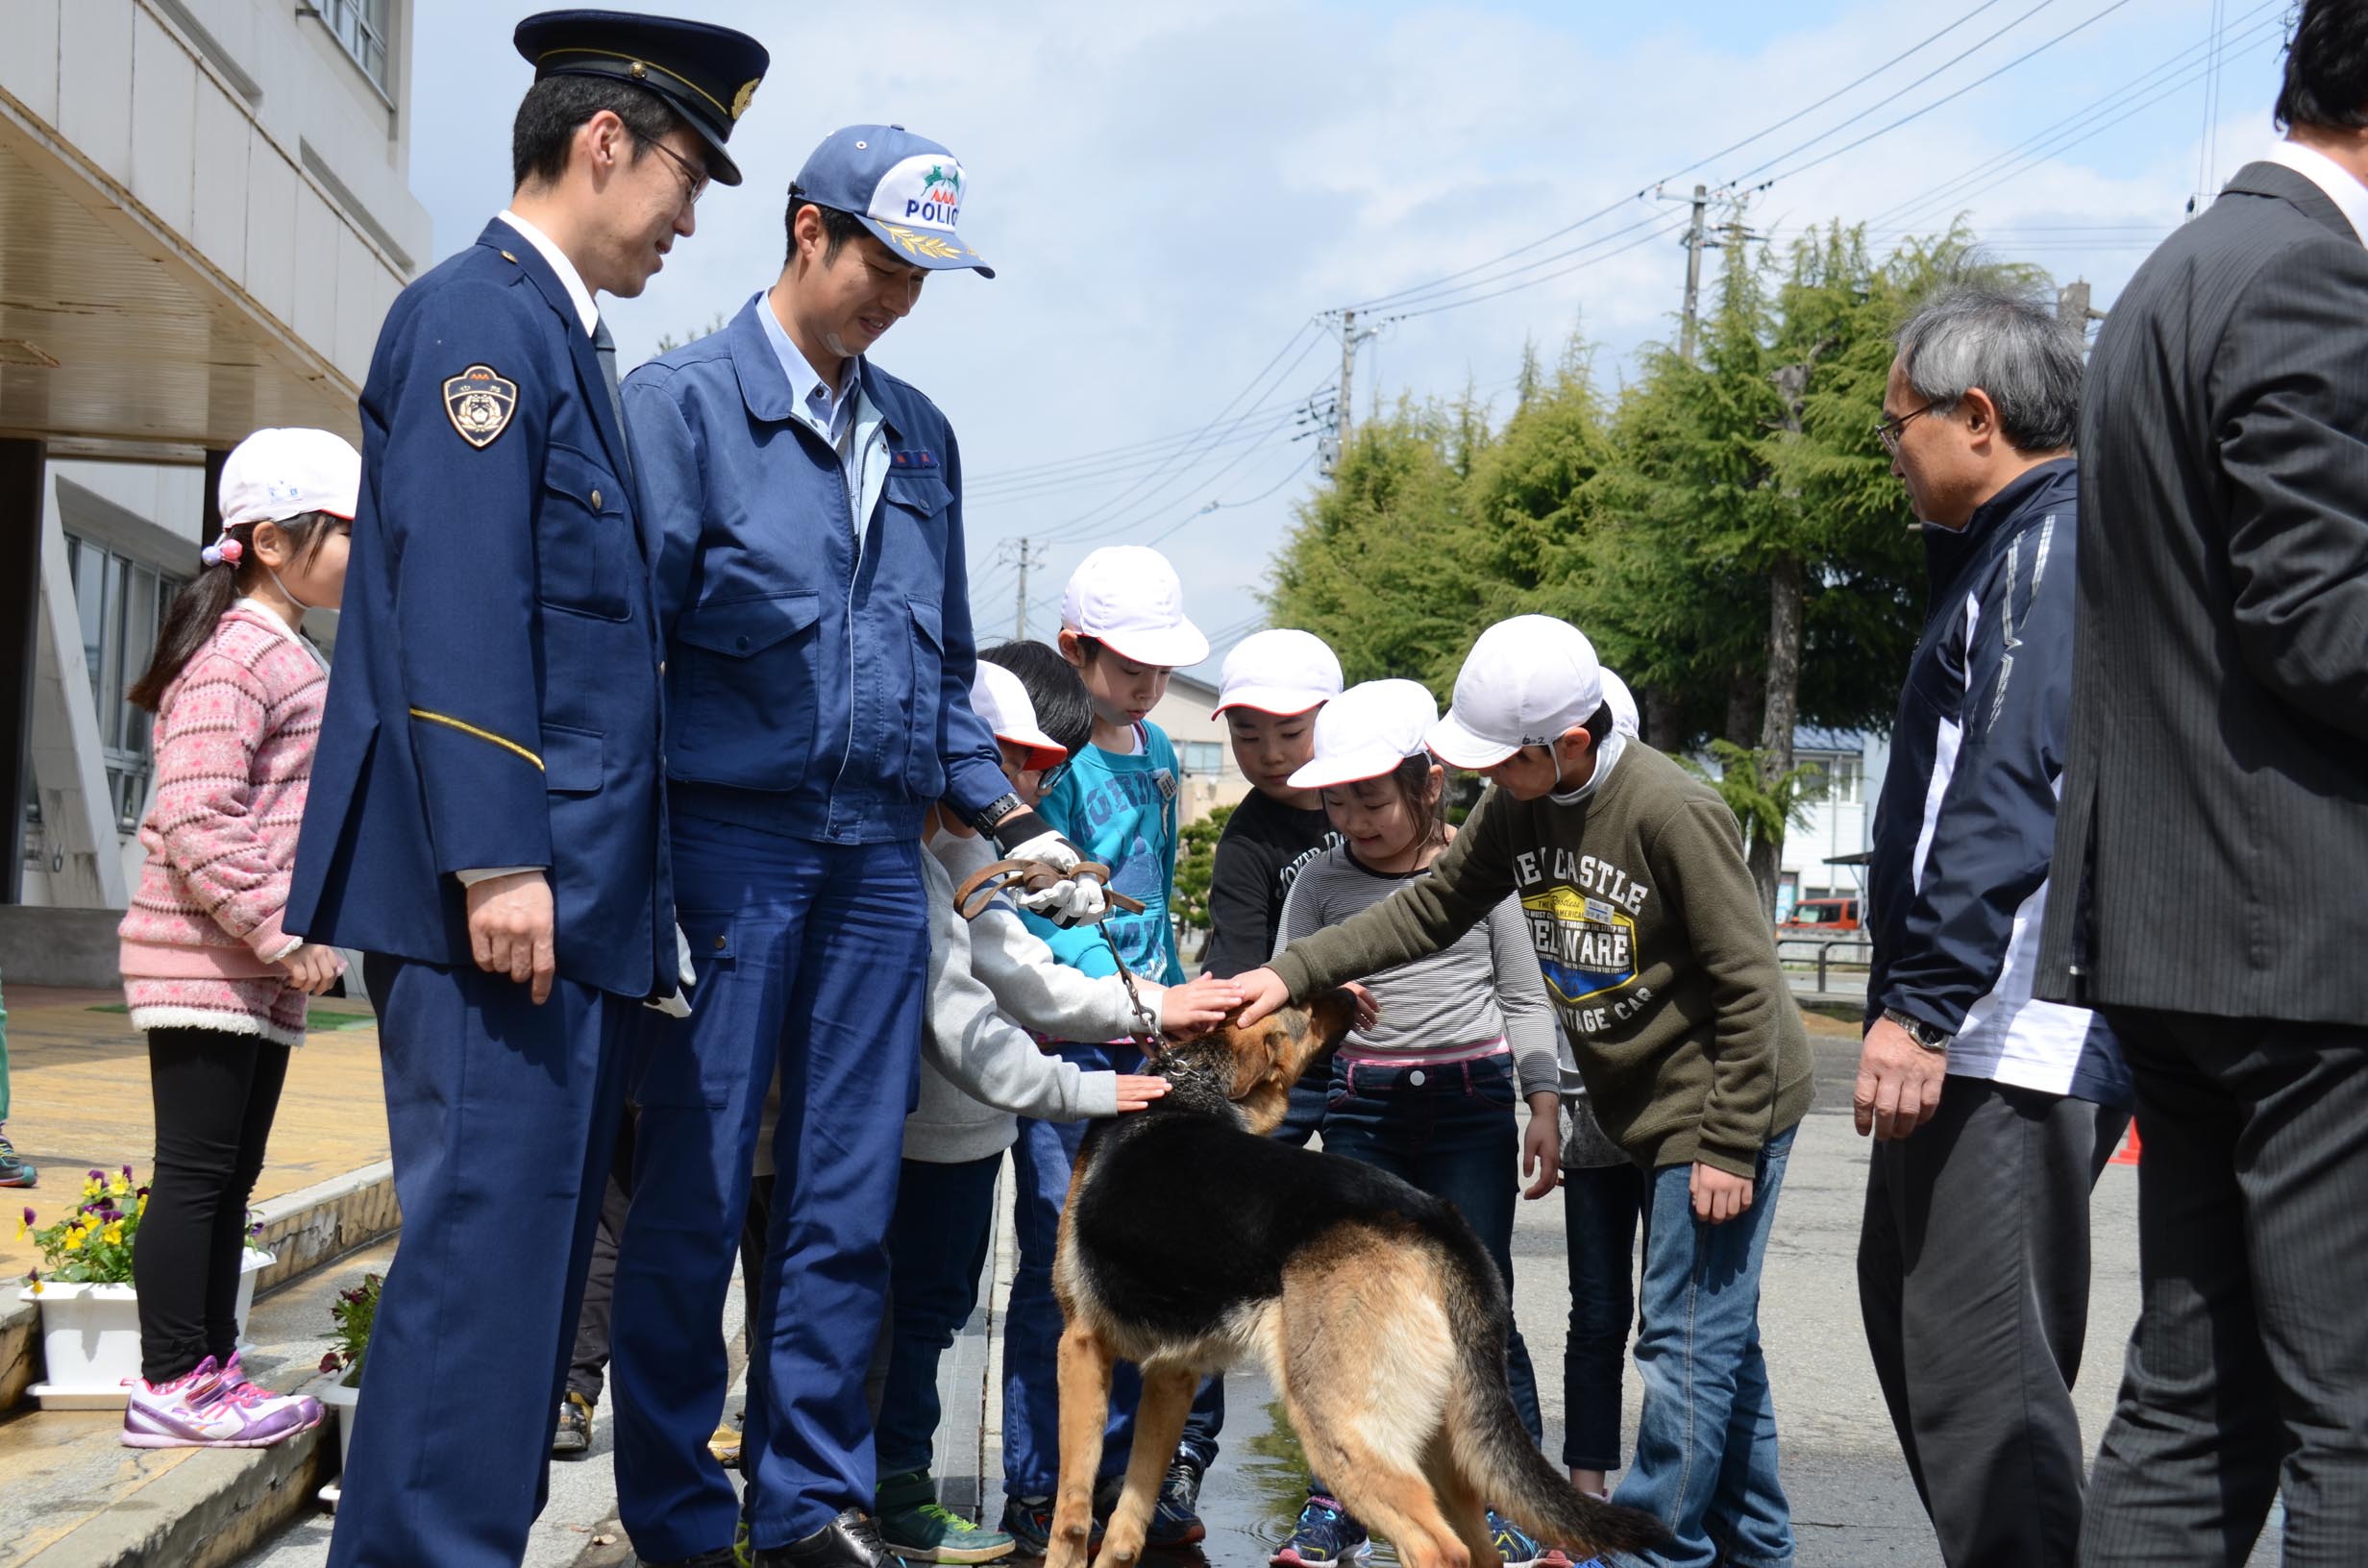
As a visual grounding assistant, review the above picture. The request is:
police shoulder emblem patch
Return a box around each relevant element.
[443,364,519,449]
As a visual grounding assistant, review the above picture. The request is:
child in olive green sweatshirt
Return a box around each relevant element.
[1237,616,1811,1568]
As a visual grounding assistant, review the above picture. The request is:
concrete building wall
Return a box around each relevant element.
[1147,673,1250,827]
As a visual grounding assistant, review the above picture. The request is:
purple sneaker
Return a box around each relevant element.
[122,1355,323,1448]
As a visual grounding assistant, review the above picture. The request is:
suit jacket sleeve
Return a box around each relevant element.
[2213,236,2368,739]
[935,430,1014,821]
[1879,521,2078,1034]
[380,282,554,875]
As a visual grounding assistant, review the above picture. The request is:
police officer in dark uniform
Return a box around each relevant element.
[285,13,768,1566]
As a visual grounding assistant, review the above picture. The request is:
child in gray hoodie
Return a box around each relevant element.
[874,643,1241,1564]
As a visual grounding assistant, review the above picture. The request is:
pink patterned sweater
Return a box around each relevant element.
[117,603,344,1047]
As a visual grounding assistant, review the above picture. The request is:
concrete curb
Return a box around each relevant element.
[24,1378,340,1568]
[3,1161,402,1412]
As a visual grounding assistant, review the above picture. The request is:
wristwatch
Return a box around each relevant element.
[970,792,1028,838]
[1882,1008,1952,1054]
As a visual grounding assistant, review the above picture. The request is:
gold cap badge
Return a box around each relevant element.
[731,79,758,121]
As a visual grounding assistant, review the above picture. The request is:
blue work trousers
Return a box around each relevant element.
[1615,1127,1797,1568]
[328,957,633,1568]
[609,814,926,1558]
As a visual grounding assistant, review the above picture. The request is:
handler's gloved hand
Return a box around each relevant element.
[994,815,1109,927]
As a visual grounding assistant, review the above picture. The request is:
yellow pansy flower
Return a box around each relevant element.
[62,1228,85,1252]
[103,1223,125,1247]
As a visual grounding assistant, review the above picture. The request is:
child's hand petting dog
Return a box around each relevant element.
[1155,973,1246,1038]
[1113,1074,1172,1113]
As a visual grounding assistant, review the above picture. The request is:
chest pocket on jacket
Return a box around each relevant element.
[537,445,634,621]
[884,469,950,526]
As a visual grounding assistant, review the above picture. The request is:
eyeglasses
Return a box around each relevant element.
[1033,761,1071,796]
[640,136,709,209]
[1874,404,1936,456]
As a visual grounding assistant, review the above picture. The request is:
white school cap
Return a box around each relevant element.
[969,662,1067,771]
[1214,629,1344,717]
[218,428,361,529]
[1059,546,1209,669]
[1288,679,1439,791]
[1426,615,1605,770]
[1599,668,1640,739]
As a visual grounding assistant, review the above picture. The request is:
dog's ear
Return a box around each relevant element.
[1226,1019,1285,1101]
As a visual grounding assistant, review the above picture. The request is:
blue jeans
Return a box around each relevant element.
[1613,1127,1796,1568]
[1564,1160,1645,1473]
[1320,1049,1543,1444]
[876,1155,1002,1479]
[1004,1045,1146,1496]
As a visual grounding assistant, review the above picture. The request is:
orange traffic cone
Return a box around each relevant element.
[2110,1120,2142,1167]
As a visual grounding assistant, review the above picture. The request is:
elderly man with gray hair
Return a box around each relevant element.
[1853,284,2132,1567]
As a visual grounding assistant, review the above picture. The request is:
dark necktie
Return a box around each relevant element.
[592,317,633,479]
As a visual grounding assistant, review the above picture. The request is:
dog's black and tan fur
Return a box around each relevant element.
[1047,995,1666,1568]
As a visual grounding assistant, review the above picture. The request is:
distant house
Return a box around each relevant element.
[1146,672,1248,827]
[1779,726,1888,923]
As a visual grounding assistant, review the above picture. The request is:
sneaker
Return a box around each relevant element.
[1486,1510,1543,1568]
[122,1356,322,1448]
[1270,1496,1368,1566]
[1147,1458,1207,1548]
[999,1495,1100,1557]
[0,1132,35,1188]
[711,1410,745,1468]
[553,1389,595,1457]
[876,1470,1015,1563]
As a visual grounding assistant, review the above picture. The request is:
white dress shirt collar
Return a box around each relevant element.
[497,209,600,334]
[2263,139,2368,245]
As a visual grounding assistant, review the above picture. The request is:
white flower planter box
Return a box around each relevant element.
[320,1372,361,1486]
[19,1247,272,1409]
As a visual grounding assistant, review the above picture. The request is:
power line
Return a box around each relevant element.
[1384,212,1698,322]
[965,399,1319,491]
[1868,2,2284,233]
[1726,0,2142,199]
[1332,0,2031,316]
[1138,451,1321,551]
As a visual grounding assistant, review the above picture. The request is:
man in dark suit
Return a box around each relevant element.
[2037,5,2368,1562]
[286,12,767,1566]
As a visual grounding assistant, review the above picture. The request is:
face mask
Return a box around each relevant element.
[264,559,310,613]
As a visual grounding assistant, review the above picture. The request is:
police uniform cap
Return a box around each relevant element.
[513,9,769,187]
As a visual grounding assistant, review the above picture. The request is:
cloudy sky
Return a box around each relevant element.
[408,0,2295,677]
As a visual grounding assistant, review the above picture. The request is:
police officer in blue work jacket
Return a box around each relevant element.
[610,127,1107,1568]
[284,13,768,1567]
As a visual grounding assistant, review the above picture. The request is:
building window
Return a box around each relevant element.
[64,535,179,835]
[317,0,391,91]
[1179,740,1225,776]
[1805,751,1862,804]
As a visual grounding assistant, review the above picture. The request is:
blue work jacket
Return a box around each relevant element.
[287,219,674,999]
[622,293,1007,843]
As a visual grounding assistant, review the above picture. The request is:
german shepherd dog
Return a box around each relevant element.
[1046,994,1667,1568]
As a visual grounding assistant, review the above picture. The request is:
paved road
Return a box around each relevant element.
[237,1021,2282,1567]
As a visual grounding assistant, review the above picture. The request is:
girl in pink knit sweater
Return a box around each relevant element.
[113,428,357,1450]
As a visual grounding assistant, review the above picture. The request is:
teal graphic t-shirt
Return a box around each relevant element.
[1021,720,1185,992]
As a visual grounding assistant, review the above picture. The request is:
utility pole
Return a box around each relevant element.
[1680,184,1709,364]
[2057,279,2101,355]
[999,537,1045,639]
[1323,311,1381,478]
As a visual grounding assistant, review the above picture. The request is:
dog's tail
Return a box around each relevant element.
[1442,1258,1669,1558]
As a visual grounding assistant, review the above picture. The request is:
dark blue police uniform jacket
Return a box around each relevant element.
[622,292,1008,839]
[287,219,672,999]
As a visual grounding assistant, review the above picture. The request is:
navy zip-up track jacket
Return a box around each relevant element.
[1865,457,2128,1107]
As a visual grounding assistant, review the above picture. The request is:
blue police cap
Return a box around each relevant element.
[794,125,995,278]
[514,9,769,187]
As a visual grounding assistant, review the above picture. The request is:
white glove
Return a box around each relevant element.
[644,921,698,1017]
[1005,830,1110,927]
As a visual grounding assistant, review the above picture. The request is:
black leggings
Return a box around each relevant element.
[135,1027,291,1382]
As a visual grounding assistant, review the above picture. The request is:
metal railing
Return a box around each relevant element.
[1775,933,1874,996]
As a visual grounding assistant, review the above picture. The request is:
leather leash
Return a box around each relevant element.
[952,857,1163,1046]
